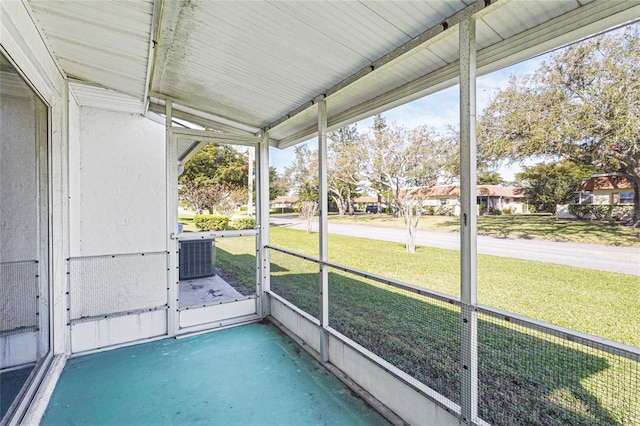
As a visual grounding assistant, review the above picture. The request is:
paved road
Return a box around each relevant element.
[269,216,640,276]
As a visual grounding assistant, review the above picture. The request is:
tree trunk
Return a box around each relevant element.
[302,201,317,233]
[402,200,421,253]
[393,201,400,219]
[331,195,344,216]
[622,172,640,227]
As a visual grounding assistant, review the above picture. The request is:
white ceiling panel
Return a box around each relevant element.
[27,0,640,150]
[29,0,154,100]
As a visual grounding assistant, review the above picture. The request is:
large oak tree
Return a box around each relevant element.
[179,143,247,215]
[479,24,640,225]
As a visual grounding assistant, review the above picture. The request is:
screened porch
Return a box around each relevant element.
[1,1,639,425]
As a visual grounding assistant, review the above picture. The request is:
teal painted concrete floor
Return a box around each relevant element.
[1,366,33,419]
[41,323,390,425]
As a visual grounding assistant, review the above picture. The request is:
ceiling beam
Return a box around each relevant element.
[143,0,164,115]
[148,97,263,135]
[172,127,262,146]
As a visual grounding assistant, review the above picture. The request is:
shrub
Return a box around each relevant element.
[502,207,514,215]
[593,204,613,220]
[270,207,295,214]
[230,217,256,230]
[423,206,436,216]
[567,204,633,221]
[193,214,229,231]
[568,204,593,219]
[435,205,456,216]
[611,205,633,221]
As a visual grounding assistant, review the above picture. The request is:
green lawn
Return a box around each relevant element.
[181,212,638,345]
[325,213,640,247]
[266,227,639,347]
[214,227,639,425]
[178,214,198,232]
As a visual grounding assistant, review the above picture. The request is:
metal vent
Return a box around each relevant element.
[179,239,215,280]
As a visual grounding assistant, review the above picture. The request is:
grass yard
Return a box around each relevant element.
[266,227,639,347]
[325,213,640,247]
[178,214,198,232]
[215,227,639,425]
[181,212,638,345]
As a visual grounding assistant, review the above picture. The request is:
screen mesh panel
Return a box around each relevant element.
[270,249,320,320]
[69,252,167,320]
[266,246,639,423]
[478,312,639,425]
[328,267,461,406]
[0,260,38,335]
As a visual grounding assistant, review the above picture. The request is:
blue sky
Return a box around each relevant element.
[269,55,546,182]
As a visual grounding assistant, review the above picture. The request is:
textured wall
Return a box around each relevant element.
[0,93,37,262]
[70,107,166,256]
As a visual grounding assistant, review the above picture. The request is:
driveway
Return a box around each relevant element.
[269,216,640,276]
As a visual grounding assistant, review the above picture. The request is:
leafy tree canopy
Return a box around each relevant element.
[268,166,287,201]
[179,143,247,214]
[477,171,504,185]
[479,24,640,224]
[515,160,599,213]
[328,124,363,215]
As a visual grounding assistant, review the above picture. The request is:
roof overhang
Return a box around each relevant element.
[28,0,640,155]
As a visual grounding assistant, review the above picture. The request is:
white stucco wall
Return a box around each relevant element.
[593,193,612,205]
[0,91,37,262]
[69,107,166,256]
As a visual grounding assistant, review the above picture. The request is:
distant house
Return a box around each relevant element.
[353,196,387,212]
[271,196,298,211]
[576,174,634,205]
[407,184,526,215]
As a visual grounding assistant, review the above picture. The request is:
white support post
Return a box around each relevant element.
[257,130,271,318]
[165,100,179,337]
[459,18,478,425]
[247,148,254,217]
[318,100,329,363]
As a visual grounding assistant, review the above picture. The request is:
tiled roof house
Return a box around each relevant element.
[576,174,634,205]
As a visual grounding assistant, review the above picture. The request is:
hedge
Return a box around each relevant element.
[230,217,255,230]
[567,204,633,221]
[193,215,229,231]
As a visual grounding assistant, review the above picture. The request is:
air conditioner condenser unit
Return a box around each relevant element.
[179,239,215,280]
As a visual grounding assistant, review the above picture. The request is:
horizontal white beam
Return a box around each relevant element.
[172,128,261,146]
[148,96,262,134]
[175,230,258,241]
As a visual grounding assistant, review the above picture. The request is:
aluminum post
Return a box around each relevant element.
[165,100,179,337]
[459,18,478,425]
[318,99,329,363]
[257,130,271,318]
